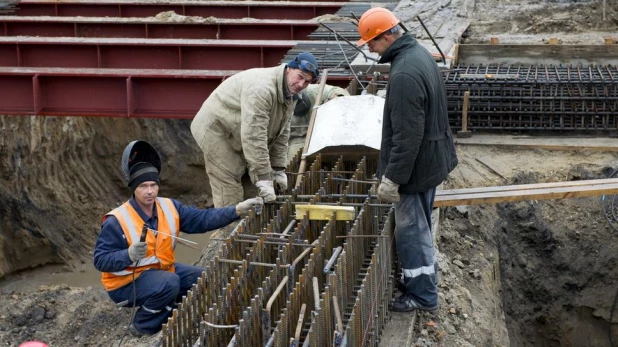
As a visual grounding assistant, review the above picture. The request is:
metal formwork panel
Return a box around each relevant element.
[0,67,354,118]
[13,0,347,18]
[0,37,295,70]
[0,17,319,40]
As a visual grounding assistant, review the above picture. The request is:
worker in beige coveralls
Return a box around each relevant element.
[288,84,350,160]
[191,52,319,208]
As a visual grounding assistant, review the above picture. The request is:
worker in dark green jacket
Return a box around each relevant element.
[357,8,458,312]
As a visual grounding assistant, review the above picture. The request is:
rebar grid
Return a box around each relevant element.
[446,64,618,131]
[159,153,394,347]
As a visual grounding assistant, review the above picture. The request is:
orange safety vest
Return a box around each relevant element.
[100,197,180,291]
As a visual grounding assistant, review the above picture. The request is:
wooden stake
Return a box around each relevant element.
[457,90,472,138]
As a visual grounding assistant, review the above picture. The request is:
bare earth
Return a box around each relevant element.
[1,1,618,347]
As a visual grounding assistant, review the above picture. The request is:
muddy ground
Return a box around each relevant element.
[1,0,618,346]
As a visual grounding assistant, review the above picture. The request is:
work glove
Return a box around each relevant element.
[377,175,400,203]
[255,180,276,203]
[128,242,147,262]
[272,170,288,192]
[236,197,264,217]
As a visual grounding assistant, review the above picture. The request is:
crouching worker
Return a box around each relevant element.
[93,140,263,337]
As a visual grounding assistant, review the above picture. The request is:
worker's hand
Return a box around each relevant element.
[255,180,276,203]
[272,170,288,192]
[128,242,147,262]
[377,176,400,203]
[236,197,264,217]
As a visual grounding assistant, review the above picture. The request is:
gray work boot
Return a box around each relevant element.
[391,293,438,313]
[128,323,152,338]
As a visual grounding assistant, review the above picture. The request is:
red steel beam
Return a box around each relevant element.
[0,37,308,70]
[14,0,346,19]
[0,17,319,40]
[0,67,353,118]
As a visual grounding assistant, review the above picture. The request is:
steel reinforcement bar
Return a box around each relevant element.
[445,64,618,131]
[157,153,394,347]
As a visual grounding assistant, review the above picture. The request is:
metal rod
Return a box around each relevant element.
[332,296,344,333]
[209,238,314,248]
[216,258,288,268]
[319,22,378,62]
[350,12,360,24]
[294,303,307,342]
[323,246,343,273]
[416,15,446,63]
[147,228,198,245]
[330,177,379,184]
[336,235,388,238]
[312,277,320,310]
[279,194,376,199]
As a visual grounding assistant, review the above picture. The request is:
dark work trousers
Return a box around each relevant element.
[108,263,203,334]
[394,187,439,308]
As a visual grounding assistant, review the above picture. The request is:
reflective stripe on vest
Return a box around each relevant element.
[100,198,180,291]
[157,197,178,249]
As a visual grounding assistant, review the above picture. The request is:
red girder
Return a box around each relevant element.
[0,67,353,118]
[14,0,346,19]
[0,37,307,70]
[0,17,319,40]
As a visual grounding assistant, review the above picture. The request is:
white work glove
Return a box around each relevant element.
[236,197,264,217]
[377,175,400,203]
[128,242,147,262]
[255,180,276,203]
[272,170,288,192]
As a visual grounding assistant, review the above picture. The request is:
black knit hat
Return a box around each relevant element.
[128,162,160,192]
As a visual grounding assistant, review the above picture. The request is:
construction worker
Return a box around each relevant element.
[190,52,320,208]
[357,8,458,312]
[93,140,263,337]
[288,84,350,160]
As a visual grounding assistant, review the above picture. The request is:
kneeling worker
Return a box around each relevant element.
[93,140,263,337]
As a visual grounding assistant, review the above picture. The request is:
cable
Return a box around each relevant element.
[116,224,148,347]
[116,263,140,347]
[602,168,618,346]
[332,33,368,93]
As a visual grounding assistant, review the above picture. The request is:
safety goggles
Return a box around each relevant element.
[294,58,320,81]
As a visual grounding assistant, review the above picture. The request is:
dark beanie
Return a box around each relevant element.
[286,52,320,80]
[128,162,160,192]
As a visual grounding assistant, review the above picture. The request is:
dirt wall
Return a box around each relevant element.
[0,116,210,278]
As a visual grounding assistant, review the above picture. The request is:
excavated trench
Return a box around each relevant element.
[440,166,618,347]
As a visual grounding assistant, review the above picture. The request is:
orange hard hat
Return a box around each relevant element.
[356,8,400,46]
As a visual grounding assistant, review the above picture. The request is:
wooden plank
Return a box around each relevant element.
[439,178,618,196]
[454,135,618,152]
[457,44,618,65]
[435,181,618,207]
[295,205,356,221]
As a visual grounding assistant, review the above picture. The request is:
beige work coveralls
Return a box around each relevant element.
[191,64,295,207]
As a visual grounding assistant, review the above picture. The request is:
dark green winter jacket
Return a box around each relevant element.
[377,34,458,194]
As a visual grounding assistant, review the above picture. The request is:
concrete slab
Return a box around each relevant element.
[305,95,384,156]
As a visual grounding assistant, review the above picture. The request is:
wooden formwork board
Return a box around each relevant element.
[456,44,618,66]
[435,178,618,207]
